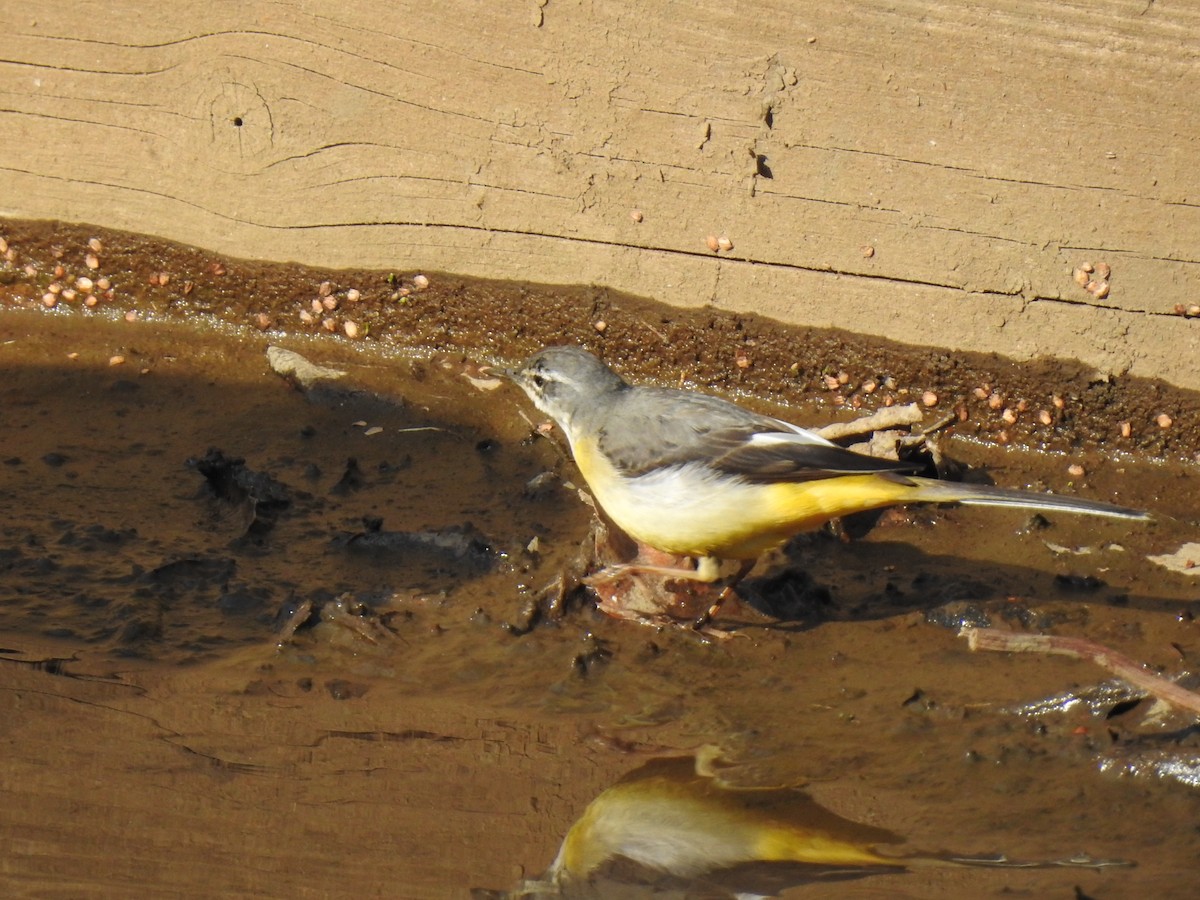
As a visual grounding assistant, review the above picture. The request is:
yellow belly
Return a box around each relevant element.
[572,437,921,560]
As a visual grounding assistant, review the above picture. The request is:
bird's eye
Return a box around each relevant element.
[531,374,546,389]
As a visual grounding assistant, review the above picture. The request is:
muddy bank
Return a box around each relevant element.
[1,222,1199,897]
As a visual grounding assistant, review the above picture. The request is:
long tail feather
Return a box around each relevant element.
[906,476,1149,521]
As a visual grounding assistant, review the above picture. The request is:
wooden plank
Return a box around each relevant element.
[1,1,1198,386]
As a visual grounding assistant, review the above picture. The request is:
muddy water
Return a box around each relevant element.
[2,222,1200,898]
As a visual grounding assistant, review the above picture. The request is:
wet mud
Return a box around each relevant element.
[2,220,1200,898]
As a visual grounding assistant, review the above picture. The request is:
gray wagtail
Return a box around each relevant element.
[506,346,1148,606]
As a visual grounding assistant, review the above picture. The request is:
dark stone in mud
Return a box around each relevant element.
[142,557,237,589]
[188,448,293,508]
[332,521,496,574]
[330,457,364,494]
[188,448,295,543]
[41,452,68,467]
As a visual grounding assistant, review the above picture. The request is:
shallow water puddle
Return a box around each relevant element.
[1,306,1199,897]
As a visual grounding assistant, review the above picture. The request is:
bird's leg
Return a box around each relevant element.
[583,553,723,585]
[692,559,756,630]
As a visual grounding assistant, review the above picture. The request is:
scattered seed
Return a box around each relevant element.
[0,237,7,254]
[396,286,412,298]
[343,320,360,339]
[41,293,57,308]
[736,355,752,369]
[48,282,62,294]
[883,395,895,408]
[318,281,334,297]
[85,253,100,270]
[254,313,272,330]
[988,392,1004,409]
[311,298,324,314]
[321,317,337,332]
[862,379,878,394]
[1052,394,1065,409]
[210,262,227,276]
[1072,267,1091,287]
[322,296,338,311]
[836,370,850,385]
[61,289,77,301]
[1156,413,1173,429]
[67,352,79,360]
[4,248,15,263]
[364,425,383,436]
[823,374,840,390]
[1078,262,1094,274]
[706,234,720,252]
[972,386,989,400]
[1068,463,1085,477]
[1038,409,1053,425]
[1119,421,1132,438]
[1175,304,1187,316]
[1015,398,1029,413]
[1094,261,1111,280]
[860,244,875,258]
[630,209,643,223]
[96,277,110,291]
[1189,305,1200,317]
[54,265,65,278]
[346,288,361,302]
[88,237,103,253]
[23,264,37,277]
[84,295,98,308]
[593,320,607,333]
[299,310,315,324]
[109,355,125,366]
[75,276,94,292]
[124,310,138,322]
[157,272,170,286]
[1001,407,1018,424]
[182,281,194,295]
[717,236,733,252]
[996,429,1010,444]
[413,274,430,290]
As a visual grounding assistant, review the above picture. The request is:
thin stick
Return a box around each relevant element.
[961,627,1200,717]
[815,403,924,441]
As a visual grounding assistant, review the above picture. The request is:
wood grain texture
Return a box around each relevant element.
[1,1,1198,385]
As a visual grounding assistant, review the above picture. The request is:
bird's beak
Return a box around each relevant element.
[481,364,517,381]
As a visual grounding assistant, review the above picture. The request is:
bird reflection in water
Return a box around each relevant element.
[483,747,1127,899]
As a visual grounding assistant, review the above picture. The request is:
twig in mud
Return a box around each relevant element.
[815,403,923,441]
[961,627,1200,717]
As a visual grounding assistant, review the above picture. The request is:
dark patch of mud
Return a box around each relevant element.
[1,220,1199,897]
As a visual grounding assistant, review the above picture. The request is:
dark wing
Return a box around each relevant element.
[707,431,920,483]
[596,386,918,482]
